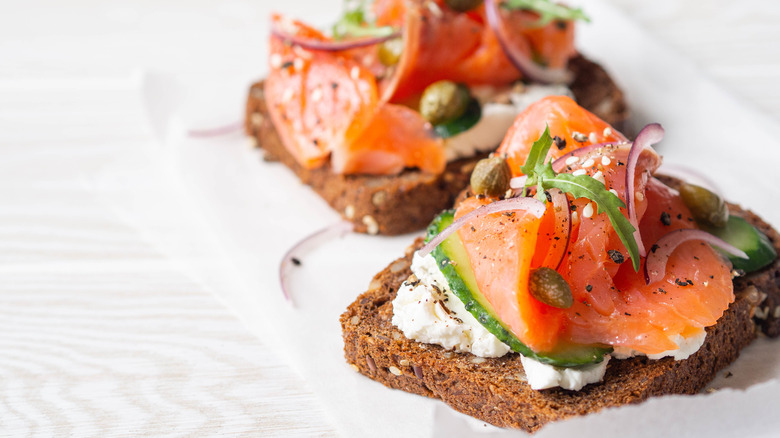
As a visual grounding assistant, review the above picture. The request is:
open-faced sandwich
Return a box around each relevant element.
[341,96,779,431]
[246,0,628,235]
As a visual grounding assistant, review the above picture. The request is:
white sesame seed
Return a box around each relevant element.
[635,191,645,201]
[601,156,611,166]
[582,158,595,168]
[282,87,294,103]
[572,169,587,176]
[350,66,361,80]
[593,170,605,184]
[565,156,579,166]
[363,215,379,235]
[344,205,355,219]
[603,127,613,137]
[311,87,323,102]
[571,211,579,222]
[572,132,588,142]
[293,57,304,71]
[582,202,594,218]
[588,132,598,143]
[270,53,283,69]
[426,0,443,17]
[389,366,402,376]
[609,188,619,197]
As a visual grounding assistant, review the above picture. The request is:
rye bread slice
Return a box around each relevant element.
[245,55,627,235]
[340,192,779,432]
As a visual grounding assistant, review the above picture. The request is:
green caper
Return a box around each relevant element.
[679,183,729,228]
[471,156,511,198]
[444,0,484,12]
[378,37,403,67]
[528,267,573,309]
[419,80,470,125]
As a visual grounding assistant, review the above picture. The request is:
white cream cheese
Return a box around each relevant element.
[444,84,573,161]
[391,250,708,391]
[521,355,610,391]
[391,253,510,358]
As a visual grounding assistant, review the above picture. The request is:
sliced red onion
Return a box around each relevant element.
[656,162,724,197]
[279,221,354,304]
[626,123,664,257]
[484,0,572,84]
[541,189,571,270]
[271,23,401,52]
[187,121,243,138]
[644,229,748,285]
[418,196,545,257]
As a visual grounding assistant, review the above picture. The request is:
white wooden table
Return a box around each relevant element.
[1,0,778,435]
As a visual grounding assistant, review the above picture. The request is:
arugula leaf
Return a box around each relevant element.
[541,174,640,271]
[521,126,641,271]
[503,0,590,26]
[332,0,396,39]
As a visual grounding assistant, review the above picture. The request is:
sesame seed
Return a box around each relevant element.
[572,169,587,176]
[282,88,294,103]
[426,0,443,17]
[572,132,588,142]
[582,158,595,168]
[588,132,598,143]
[388,366,402,376]
[582,202,594,218]
[565,156,579,165]
[270,53,283,69]
[635,191,645,201]
[603,127,613,137]
[601,156,611,166]
[311,87,323,102]
[362,215,379,235]
[571,211,579,222]
[609,188,619,197]
[593,170,605,184]
[350,66,360,80]
[293,58,304,71]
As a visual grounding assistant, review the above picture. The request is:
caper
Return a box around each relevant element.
[528,267,573,309]
[419,80,470,125]
[378,37,403,67]
[679,183,729,228]
[444,0,484,12]
[471,156,511,198]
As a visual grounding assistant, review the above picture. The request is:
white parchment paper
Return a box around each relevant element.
[98,0,780,436]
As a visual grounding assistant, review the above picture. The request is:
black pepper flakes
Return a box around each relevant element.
[650,244,660,253]
[281,60,294,69]
[585,284,593,292]
[291,257,302,266]
[675,278,692,287]
[660,211,671,226]
[607,249,625,264]
[544,191,552,202]
[553,135,566,150]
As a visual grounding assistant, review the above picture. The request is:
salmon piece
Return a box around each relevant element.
[497,96,626,176]
[375,0,577,102]
[456,197,566,353]
[265,14,444,175]
[455,101,733,356]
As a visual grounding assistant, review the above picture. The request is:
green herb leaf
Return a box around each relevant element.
[540,174,640,271]
[332,0,396,39]
[521,128,641,271]
[503,0,590,26]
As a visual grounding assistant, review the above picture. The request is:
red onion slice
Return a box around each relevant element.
[188,121,243,138]
[644,229,748,285]
[484,0,572,84]
[271,23,401,52]
[279,221,354,304]
[540,189,571,270]
[626,123,664,257]
[418,196,545,257]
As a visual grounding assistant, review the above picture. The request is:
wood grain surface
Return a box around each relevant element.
[1,0,778,436]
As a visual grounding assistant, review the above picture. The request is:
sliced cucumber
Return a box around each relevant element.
[702,215,777,273]
[426,211,611,367]
[432,99,481,139]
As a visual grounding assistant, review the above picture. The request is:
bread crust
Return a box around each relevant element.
[340,190,779,432]
[246,55,627,235]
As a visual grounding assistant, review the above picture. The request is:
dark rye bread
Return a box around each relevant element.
[340,198,780,432]
[246,55,628,235]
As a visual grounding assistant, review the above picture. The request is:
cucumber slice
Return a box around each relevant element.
[426,211,611,367]
[433,99,481,138]
[702,215,777,273]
